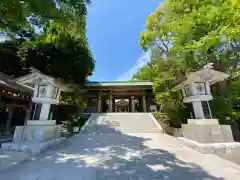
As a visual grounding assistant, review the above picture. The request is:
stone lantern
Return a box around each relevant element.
[172,66,229,123]
[172,65,240,153]
[181,81,212,119]
[1,68,68,153]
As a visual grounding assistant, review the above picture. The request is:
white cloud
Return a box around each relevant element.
[117,51,151,81]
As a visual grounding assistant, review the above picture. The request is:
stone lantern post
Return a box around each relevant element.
[172,66,240,153]
[1,68,67,153]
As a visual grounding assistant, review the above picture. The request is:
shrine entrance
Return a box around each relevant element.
[82,81,158,113]
[115,99,129,112]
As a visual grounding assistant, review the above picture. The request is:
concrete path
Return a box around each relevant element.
[1,113,240,179]
[0,150,31,172]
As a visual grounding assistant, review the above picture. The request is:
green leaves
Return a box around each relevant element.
[21,34,94,85]
[141,0,240,55]
[0,0,91,37]
[136,0,240,126]
[0,0,94,85]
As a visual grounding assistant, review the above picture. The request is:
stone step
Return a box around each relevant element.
[85,113,162,134]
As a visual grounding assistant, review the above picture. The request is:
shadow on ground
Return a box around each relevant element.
[0,124,224,180]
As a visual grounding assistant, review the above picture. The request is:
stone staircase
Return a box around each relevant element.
[84,113,162,133]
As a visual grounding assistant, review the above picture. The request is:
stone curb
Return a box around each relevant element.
[149,113,163,132]
[1,138,66,153]
[80,114,95,131]
[178,137,240,154]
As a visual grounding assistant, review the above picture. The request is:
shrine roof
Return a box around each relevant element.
[0,72,33,94]
[85,81,153,87]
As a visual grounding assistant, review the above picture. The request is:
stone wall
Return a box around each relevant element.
[165,127,183,137]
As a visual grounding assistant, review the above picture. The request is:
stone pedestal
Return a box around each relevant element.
[187,119,219,125]
[182,119,234,143]
[13,120,61,143]
[179,119,240,154]
[182,123,234,143]
[1,120,64,154]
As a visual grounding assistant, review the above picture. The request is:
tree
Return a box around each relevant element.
[21,34,94,85]
[0,39,27,76]
[135,0,240,126]
[141,0,240,71]
[134,53,188,127]
[132,61,158,81]
[0,0,91,38]
[0,1,93,109]
[0,0,94,83]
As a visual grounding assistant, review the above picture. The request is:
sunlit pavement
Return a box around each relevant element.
[0,129,240,180]
[1,113,240,180]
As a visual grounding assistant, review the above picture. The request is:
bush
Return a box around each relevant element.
[153,112,169,123]
[153,112,170,133]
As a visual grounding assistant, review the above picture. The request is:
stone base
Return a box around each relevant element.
[26,120,56,126]
[187,119,219,125]
[178,137,240,154]
[1,137,65,154]
[13,122,61,143]
[181,123,234,143]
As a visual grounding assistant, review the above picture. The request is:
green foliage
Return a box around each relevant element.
[153,112,169,123]
[135,0,240,127]
[132,60,158,81]
[0,0,94,106]
[70,115,81,127]
[0,0,94,83]
[0,0,91,37]
[21,35,94,85]
[0,40,27,76]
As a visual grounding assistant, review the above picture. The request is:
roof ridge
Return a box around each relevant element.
[86,80,152,83]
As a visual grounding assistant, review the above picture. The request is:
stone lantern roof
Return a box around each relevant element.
[16,68,69,91]
[172,68,229,91]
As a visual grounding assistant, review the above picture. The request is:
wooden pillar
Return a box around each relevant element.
[129,97,131,112]
[109,92,113,112]
[5,106,14,135]
[131,96,135,112]
[142,95,147,112]
[98,95,102,113]
[112,97,115,112]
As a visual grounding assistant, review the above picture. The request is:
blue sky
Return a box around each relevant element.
[86,0,161,81]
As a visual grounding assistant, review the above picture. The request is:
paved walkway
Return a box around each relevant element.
[1,114,240,179]
[0,150,31,172]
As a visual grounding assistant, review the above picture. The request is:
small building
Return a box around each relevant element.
[82,81,157,113]
[0,72,33,136]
